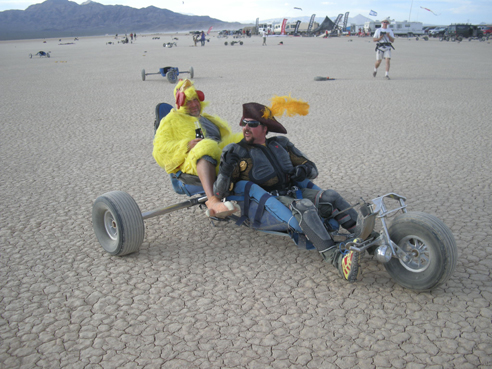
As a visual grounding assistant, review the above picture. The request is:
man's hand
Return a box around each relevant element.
[290,165,308,182]
[188,138,202,151]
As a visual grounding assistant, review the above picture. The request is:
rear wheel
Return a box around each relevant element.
[189,66,194,79]
[141,69,146,81]
[385,212,457,291]
[92,191,144,256]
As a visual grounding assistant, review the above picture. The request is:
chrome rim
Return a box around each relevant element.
[398,235,430,272]
[103,210,118,241]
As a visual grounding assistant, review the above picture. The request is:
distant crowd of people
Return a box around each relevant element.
[193,31,206,46]
[114,33,137,44]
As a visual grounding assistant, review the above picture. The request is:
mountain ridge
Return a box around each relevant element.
[0,0,245,40]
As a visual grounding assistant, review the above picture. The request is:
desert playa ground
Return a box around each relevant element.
[1,32,491,368]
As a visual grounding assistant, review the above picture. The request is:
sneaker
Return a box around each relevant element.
[373,71,377,77]
[338,250,361,282]
[385,75,390,80]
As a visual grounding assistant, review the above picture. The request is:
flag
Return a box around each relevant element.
[307,14,316,33]
[369,10,377,16]
[420,6,438,15]
[280,18,288,35]
[343,12,349,31]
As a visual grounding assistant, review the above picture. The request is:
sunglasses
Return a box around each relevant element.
[240,119,263,128]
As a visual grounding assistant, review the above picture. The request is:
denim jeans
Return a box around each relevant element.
[277,188,358,231]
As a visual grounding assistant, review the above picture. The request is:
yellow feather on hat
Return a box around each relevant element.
[268,95,309,118]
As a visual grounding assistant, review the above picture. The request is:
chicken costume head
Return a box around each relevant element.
[174,79,207,115]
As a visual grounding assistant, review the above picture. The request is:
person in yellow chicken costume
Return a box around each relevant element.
[153,79,243,217]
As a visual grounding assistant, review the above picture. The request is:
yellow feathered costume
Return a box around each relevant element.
[153,80,242,176]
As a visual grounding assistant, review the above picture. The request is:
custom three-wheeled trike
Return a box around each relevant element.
[92,103,458,291]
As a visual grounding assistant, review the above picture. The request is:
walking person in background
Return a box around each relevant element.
[261,28,267,45]
[373,19,395,80]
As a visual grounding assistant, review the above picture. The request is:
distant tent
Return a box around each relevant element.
[312,16,335,33]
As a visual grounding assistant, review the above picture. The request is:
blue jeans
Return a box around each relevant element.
[277,188,358,232]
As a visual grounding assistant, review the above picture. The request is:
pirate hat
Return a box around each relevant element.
[241,95,310,134]
[241,103,287,134]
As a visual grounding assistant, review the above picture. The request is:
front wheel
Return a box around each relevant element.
[141,69,146,81]
[166,69,178,83]
[189,66,194,79]
[385,212,457,291]
[92,191,144,256]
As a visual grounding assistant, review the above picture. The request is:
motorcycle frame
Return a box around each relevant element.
[348,193,408,262]
[139,192,410,263]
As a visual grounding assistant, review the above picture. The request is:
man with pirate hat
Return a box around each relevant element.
[153,79,242,218]
[212,96,365,282]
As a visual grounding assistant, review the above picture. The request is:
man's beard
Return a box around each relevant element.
[244,131,256,144]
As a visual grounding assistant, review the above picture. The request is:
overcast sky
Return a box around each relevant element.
[1,0,491,25]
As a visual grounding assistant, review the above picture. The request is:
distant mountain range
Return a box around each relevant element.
[0,0,245,40]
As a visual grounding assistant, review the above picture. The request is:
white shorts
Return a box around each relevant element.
[376,48,391,60]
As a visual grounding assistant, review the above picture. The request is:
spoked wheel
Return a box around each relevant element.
[92,191,144,256]
[141,69,146,81]
[385,212,458,291]
[167,69,178,83]
[189,66,194,79]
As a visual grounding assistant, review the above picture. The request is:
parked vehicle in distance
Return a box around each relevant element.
[483,26,492,35]
[423,26,435,34]
[390,21,424,36]
[430,27,447,37]
[443,24,484,41]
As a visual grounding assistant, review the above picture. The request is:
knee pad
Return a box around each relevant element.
[291,198,315,213]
